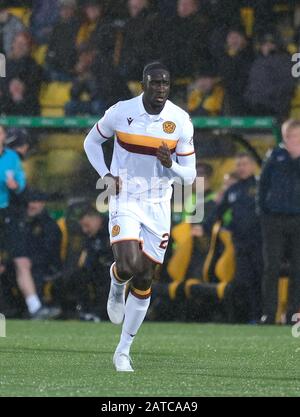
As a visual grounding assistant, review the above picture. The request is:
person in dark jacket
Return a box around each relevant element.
[45,0,80,81]
[73,208,113,320]
[161,0,212,78]
[258,119,300,324]
[205,152,263,322]
[217,26,254,115]
[1,31,43,114]
[244,32,295,121]
[118,0,161,81]
[0,4,25,55]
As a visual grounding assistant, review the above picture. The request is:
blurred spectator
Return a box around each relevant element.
[258,119,300,324]
[30,0,59,45]
[187,65,224,116]
[217,26,254,115]
[5,127,30,161]
[7,190,62,319]
[5,128,30,218]
[0,4,25,55]
[65,45,106,115]
[0,125,26,215]
[65,207,112,321]
[206,153,263,322]
[215,171,239,204]
[162,0,212,78]
[118,0,160,81]
[244,32,295,121]
[0,31,43,114]
[77,0,108,50]
[0,78,40,115]
[21,191,62,299]
[46,0,80,81]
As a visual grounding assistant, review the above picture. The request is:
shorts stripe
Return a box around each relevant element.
[110,238,142,246]
[176,150,195,156]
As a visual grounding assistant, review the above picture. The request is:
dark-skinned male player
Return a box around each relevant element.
[84,62,196,371]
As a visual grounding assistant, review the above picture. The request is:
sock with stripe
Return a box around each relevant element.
[110,262,131,295]
[115,286,151,355]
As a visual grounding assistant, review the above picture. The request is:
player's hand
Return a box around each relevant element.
[157,142,172,168]
[104,173,122,195]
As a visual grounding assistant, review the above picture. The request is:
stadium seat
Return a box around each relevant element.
[39,82,72,117]
[8,7,31,26]
[32,44,48,66]
[289,82,300,119]
[127,81,143,97]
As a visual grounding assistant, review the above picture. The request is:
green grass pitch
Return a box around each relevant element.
[0,320,300,397]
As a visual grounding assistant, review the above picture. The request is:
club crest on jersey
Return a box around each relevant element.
[163,121,176,134]
[112,224,120,237]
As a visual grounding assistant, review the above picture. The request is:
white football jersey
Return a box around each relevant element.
[96,94,195,202]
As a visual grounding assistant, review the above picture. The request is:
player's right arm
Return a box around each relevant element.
[84,103,122,194]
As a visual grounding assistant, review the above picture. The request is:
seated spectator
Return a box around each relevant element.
[30,0,59,45]
[65,45,106,115]
[244,32,295,121]
[217,26,254,115]
[1,31,43,114]
[118,0,161,81]
[187,65,224,116]
[161,0,212,78]
[46,0,80,81]
[6,190,63,319]
[0,78,40,115]
[64,207,113,321]
[76,0,106,49]
[0,4,25,55]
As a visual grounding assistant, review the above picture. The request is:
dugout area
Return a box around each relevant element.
[0,116,290,323]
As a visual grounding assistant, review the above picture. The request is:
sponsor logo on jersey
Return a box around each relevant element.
[163,121,176,134]
[127,117,133,125]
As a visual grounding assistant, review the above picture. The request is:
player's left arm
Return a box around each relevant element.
[157,115,196,184]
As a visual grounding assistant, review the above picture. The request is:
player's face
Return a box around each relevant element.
[143,70,170,109]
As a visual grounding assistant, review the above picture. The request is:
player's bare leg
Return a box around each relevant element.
[109,240,155,371]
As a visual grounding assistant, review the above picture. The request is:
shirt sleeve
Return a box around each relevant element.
[84,103,119,178]
[96,102,119,139]
[175,114,195,157]
[14,154,26,193]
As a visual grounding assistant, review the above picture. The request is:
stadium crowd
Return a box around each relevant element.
[0,0,299,118]
[1,0,300,325]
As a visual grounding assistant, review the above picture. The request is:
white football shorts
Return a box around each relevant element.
[108,196,171,264]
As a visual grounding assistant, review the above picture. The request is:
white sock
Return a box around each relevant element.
[26,294,42,315]
[116,290,151,355]
[110,262,130,294]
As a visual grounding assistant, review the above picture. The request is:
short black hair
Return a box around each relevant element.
[143,61,169,80]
